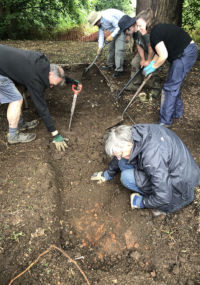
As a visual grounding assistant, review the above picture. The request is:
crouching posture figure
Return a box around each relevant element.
[0,44,80,151]
[91,124,200,214]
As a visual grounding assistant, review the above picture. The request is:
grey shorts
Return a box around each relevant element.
[0,74,22,104]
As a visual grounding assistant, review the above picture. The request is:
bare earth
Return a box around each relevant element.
[0,41,200,285]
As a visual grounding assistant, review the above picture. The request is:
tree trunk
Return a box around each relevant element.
[136,0,183,26]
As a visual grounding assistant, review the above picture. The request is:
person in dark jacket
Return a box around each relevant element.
[91,124,200,214]
[0,44,80,151]
[135,9,198,127]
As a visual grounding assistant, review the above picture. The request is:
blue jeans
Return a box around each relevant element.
[160,43,198,125]
[118,158,143,194]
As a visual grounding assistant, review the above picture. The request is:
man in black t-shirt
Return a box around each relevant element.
[136,20,198,126]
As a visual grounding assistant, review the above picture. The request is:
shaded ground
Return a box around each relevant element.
[0,41,200,285]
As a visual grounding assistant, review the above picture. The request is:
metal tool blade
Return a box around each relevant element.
[68,93,78,131]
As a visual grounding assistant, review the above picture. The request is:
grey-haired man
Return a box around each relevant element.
[0,44,79,151]
[91,124,200,214]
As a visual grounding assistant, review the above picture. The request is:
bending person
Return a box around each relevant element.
[91,124,200,214]
[0,44,80,151]
[136,9,198,127]
[118,15,161,99]
[88,9,126,78]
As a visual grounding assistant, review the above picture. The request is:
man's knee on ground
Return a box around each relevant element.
[120,169,132,186]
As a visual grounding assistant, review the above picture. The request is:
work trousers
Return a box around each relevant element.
[107,32,126,72]
[160,42,198,125]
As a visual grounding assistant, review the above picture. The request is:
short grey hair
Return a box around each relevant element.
[50,64,65,85]
[104,125,133,157]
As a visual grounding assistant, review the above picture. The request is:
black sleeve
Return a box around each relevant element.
[107,157,121,177]
[28,83,56,133]
[150,27,163,51]
[65,76,79,86]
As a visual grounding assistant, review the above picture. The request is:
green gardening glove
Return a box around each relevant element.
[53,134,68,151]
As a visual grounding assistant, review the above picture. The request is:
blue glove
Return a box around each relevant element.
[130,193,144,209]
[143,61,156,77]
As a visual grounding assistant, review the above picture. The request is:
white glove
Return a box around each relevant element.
[91,171,106,184]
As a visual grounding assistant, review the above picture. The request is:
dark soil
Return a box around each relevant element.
[0,41,200,285]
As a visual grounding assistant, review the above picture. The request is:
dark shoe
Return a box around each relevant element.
[101,65,114,70]
[112,71,123,78]
[7,132,36,144]
[18,119,39,131]
[159,123,171,128]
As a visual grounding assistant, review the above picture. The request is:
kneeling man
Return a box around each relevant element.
[91,124,200,214]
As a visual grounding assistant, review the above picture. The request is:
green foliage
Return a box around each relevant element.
[0,0,90,39]
[0,0,133,39]
[92,0,132,13]
[182,0,200,29]
[0,0,64,39]
[2,0,199,41]
[186,23,200,44]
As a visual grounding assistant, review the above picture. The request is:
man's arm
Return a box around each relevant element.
[137,43,154,68]
[28,85,56,132]
[106,156,121,177]
[136,44,149,68]
[110,16,120,38]
[146,43,154,64]
[28,85,67,151]
[143,41,168,76]
[153,41,168,69]
[98,28,105,48]
[91,156,120,183]
[137,44,145,65]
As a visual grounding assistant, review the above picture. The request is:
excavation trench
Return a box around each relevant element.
[0,64,200,284]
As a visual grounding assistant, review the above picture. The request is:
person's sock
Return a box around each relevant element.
[9,127,18,137]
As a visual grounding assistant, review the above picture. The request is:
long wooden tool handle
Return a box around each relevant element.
[122,73,152,118]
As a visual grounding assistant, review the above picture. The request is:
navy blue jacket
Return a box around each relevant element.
[106,124,200,213]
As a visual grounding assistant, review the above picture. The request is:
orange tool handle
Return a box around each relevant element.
[72,84,82,94]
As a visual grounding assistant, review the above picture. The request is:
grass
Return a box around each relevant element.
[9,231,23,241]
